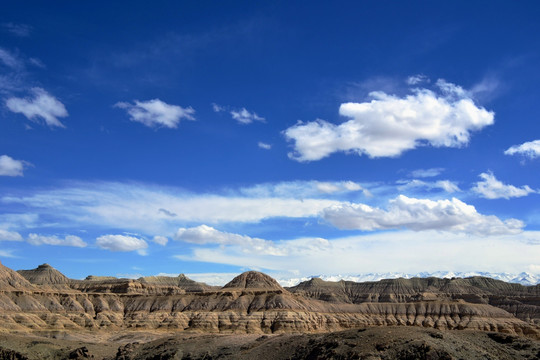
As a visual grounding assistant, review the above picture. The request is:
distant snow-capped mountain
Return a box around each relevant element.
[278,271,540,287]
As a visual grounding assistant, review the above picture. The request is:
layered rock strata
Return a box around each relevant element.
[2,262,539,337]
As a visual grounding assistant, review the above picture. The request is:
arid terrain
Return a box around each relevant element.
[0,260,539,359]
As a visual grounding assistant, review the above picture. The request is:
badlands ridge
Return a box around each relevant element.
[0,261,538,337]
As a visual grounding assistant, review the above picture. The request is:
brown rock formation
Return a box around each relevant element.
[0,264,538,338]
[139,274,218,292]
[0,261,35,290]
[17,264,70,288]
[222,271,285,292]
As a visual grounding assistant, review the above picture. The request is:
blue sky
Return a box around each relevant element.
[1,1,540,284]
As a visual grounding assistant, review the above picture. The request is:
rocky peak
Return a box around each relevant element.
[17,263,70,285]
[0,260,34,289]
[222,271,285,291]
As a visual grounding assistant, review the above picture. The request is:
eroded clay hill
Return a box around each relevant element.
[1,261,539,338]
[288,276,540,327]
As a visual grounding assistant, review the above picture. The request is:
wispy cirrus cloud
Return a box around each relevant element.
[0,48,22,69]
[1,23,32,37]
[409,168,445,178]
[115,99,195,129]
[238,180,371,198]
[6,87,68,128]
[284,79,494,161]
[398,179,460,193]
[1,181,342,234]
[0,250,17,258]
[472,172,535,199]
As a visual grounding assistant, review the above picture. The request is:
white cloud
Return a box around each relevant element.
[175,230,540,277]
[0,48,21,68]
[96,234,148,254]
[115,99,195,128]
[213,103,265,124]
[0,250,17,258]
[284,79,494,161]
[406,74,429,85]
[0,229,23,241]
[258,142,272,150]
[230,108,265,124]
[211,103,225,112]
[6,88,68,127]
[322,195,523,235]
[0,155,25,176]
[175,225,286,255]
[409,168,444,178]
[2,182,342,234]
[2,23,32,37]
[27,233,87,247]
[0,213,39,229]
[505,140,540,159]
[239,180,369,198]
[398,179,460,193]
[472,172,535,199]
[152,235,168,246]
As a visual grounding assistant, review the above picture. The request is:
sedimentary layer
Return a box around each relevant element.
[1,262,539,338]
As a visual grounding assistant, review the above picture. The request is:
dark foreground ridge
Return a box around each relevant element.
[0,260,539,358]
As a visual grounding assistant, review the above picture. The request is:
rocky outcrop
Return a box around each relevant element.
[0,264,539,338]
[222,271,285,292]
[287,276,540,327]
[138,274,218,292]
[0,261,35,291]
[0,347,28,360]
[17,264,70,289]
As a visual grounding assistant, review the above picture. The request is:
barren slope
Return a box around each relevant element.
[0,263,538,338]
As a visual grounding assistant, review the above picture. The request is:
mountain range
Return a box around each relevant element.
[279,271,540,287]
[0,260,539,359]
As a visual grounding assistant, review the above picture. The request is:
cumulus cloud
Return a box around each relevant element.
[152,235,168,246]
[398,179,460,193]
[96,234,148,254]
[258,142,272,150]
[115,99,195,128]
[472,172,535,199]
[284,79,494,161]
[27,233,87,247]
[0,155,26,176]
[505,140,540,159]
[213,103,265,124]
[322,195,523,235]
[0,229,23,241]
[175,225,286,255]
[6,88,68,127]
